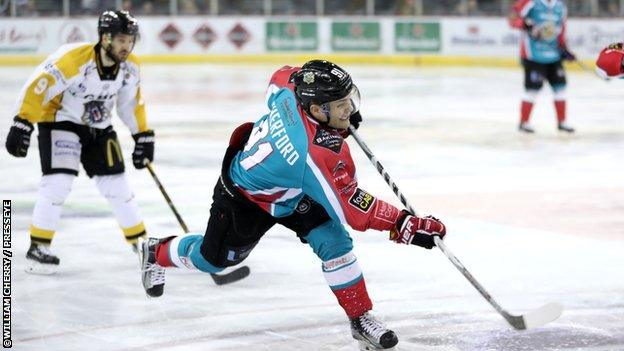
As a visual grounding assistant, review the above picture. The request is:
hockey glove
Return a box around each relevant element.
[132,130,154,169]
[350,111,362,130]
[389,210,446,249]
[5,116,34,157]
[560,47,576,61]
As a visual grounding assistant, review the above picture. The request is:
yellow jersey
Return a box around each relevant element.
[12,42,147,134]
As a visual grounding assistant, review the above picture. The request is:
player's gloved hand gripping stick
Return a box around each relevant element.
[145,163,250,285]
[347,125,563,330]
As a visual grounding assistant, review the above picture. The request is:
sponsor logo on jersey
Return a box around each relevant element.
[332,160,356,194]
[84,93,117,101]
[349,188,375,213]
[313,128,343,153]
[44,63,65,84]
[82,100,111,125]
[281,98,297,127]
[373,200,398,224]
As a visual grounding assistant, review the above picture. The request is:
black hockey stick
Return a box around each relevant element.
[146,163,250,285]
[347,126,562,330]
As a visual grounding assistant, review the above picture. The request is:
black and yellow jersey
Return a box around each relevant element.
[12,42,147,133]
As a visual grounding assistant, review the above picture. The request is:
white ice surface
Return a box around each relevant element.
[1,64,623,351]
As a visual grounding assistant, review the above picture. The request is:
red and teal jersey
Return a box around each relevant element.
[510,0,567,64]
[229,66,400,232]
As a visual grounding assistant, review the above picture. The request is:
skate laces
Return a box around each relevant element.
[143,261,165,287]
[37,245,55,257]
[359,313,387,341]
[141,241,165,287]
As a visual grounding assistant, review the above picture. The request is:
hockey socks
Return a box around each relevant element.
[155,237,175,267]
[520,100,534,124]
[554,100,566,123]
[323,252,373,318]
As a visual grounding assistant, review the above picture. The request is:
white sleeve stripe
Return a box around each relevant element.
[247,186,288,195]
[168,236,185,268]
[276,188,303,202]
[306,154,346,224]
[520,1,535,17]
[266,84,280,104]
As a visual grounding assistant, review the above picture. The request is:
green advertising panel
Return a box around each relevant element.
[266,22,318,51]
[331,22,381,52]
[395,22,441,52]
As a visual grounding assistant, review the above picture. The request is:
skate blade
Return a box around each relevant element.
[137,237,147,266]
[357,340,397,350]
[25,261,58,275]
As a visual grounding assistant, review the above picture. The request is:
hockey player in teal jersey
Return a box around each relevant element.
[138,60,447,350]
[509,0,576,133]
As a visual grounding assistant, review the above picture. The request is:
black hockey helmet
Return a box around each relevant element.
[98,10,139,38]
[291,60,359,116]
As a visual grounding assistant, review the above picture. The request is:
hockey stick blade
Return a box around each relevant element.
[348,127,565,331]
[210,266,251,285]
[503,302,563,330]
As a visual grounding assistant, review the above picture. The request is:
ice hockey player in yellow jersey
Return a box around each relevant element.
[5,10,153,275]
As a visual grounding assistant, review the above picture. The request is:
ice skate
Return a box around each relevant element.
[557,122,575,133]
[351,312,398,350]
[25,242,60,275]
[138,237,166,298]
[518,122,535,133]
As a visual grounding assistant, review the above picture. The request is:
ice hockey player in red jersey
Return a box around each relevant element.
[596,43,624,78]
[138,60,446,350]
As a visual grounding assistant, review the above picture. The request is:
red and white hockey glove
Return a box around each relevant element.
[389,210,446,249]
[596,43,624,78]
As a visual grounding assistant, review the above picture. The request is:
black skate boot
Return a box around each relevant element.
[518,122,535,133]
[25,242,60,275]
[138,237,166,298]
[350,312,399,350]
[558,122,575,133]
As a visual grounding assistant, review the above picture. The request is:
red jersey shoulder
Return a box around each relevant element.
[512,0,533,15]
[269,65,300,90]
